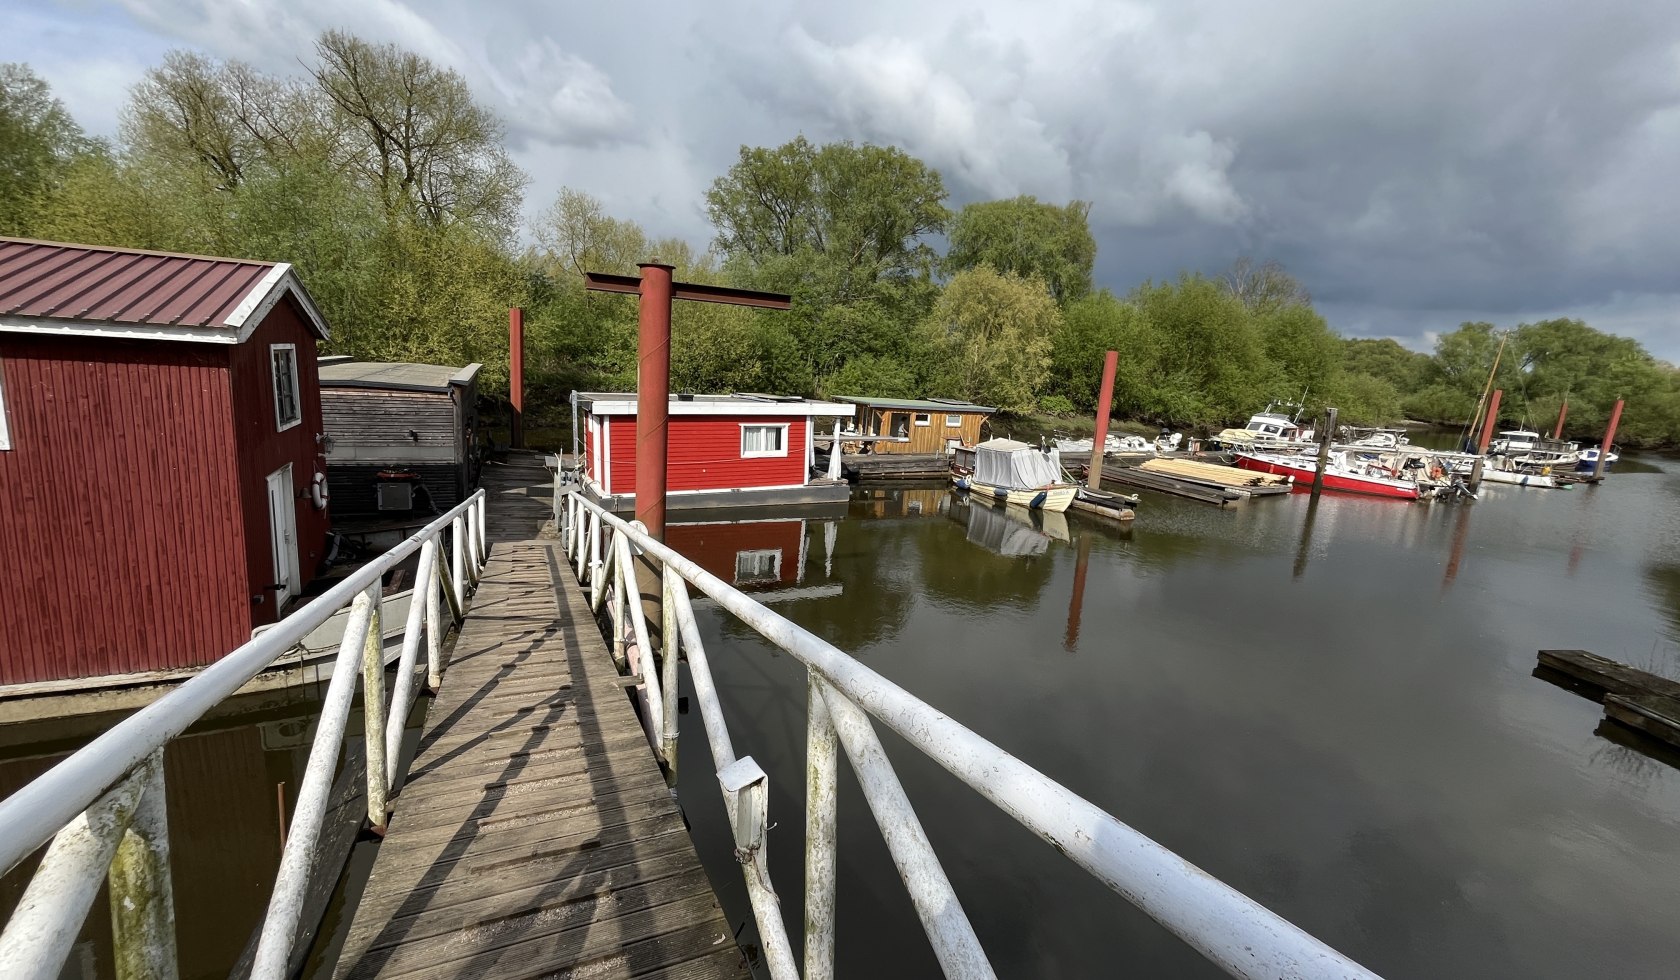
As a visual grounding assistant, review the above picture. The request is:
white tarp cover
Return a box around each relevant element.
[973,438,1062,489]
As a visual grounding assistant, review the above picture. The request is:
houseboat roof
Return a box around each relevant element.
[574,392,855,417]
[318,359,481,392]
[0,237,330,343]
[833,395,997,414]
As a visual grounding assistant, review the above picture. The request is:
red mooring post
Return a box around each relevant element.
[1594,398,1624,479]
[1087,349,1119,491]
[634,264,675,541]
[1477,388,1504,455]
[508,307,525,448]
[1552,400,1569,440]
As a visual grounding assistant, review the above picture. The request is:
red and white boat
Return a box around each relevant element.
[1232,451,1419,501]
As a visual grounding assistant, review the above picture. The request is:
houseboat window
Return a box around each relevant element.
[735,549,782,584]
[0,358,10,450]
[914,412,931,426]
[946,414,961,427]
[741,423,788,457]
[271,344,301,431]
[888,413,910,438]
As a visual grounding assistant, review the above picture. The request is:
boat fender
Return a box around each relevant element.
[311,471,331,510]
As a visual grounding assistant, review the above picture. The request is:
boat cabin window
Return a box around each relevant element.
[914,412,931,426]
[945,414,962,427]
[0,357,10,450]
[741,423,789,458]
[271,344,301,432]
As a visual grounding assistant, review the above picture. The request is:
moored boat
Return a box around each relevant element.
[951,438,1079,512]
[1232,451,1419,500]
[1576,447,1619,472]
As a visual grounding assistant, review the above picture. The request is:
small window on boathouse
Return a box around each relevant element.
[914,412,932,426]
[271,344,301,431]
[945,414,961,427]
[741,423,788,458]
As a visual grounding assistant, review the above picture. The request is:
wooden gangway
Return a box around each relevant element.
[332,452,748,980]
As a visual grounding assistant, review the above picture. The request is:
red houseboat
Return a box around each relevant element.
[0,238,334,688]
[571,392,854,512]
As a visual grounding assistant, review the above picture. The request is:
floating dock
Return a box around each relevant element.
[1082,463,1246,506]
[1535,649,1680,762]
[1137,457,1293,495]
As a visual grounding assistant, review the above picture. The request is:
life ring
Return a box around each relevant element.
[310,472,330,510]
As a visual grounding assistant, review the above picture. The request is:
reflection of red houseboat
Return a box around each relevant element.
[666,520,806,590]
[570,392,854,512]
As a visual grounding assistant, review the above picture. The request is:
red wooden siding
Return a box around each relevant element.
[665,520,803,588]
[605,416,808,495]
[227,300,330,628]
[0,335,249,683]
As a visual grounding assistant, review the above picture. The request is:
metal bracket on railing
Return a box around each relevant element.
[717,756,768,862]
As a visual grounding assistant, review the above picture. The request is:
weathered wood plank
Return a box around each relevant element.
[332,504,744,980]
[1535,649,1680,702]
[1603,694,1680,748]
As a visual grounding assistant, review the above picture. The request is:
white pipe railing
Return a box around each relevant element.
[555,484,1380,980]
[0,490,490,980]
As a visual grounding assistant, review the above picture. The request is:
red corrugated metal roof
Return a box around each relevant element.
[0,238,277,327]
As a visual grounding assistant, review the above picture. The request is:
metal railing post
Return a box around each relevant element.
[450,515,467,610]
[425,535,446,690]
[609,535,627,670]
[107,750,177,980]
[616,528,664,756]
[804,671,838,980]
[588,513,603,611]
[0,764,149,980]
[435,535,463,624]
[386,537,435,794]
[362,583,390,832]
[818,681,995,978]
[253,590,375,977]
[475,493,487,565]
[463,505,481,589]
[659,565,680,776]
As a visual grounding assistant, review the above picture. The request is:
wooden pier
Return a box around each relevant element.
[332,452,748,980]
[1536,649,1680,764]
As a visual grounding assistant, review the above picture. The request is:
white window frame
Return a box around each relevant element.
[0,358,10,451]
[735,548,783,584]
[913,412,932,426]
[741,423,790,458]
[945,414,962,428]
[271,344,302,432]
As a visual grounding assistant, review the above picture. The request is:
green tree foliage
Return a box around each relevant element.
[1047,290,1155,414]
[924,266,1059,413]
[945,196,1096,304]
[1129,275,1269,424]
[0,63,96,234]
[1219,256,1312,314]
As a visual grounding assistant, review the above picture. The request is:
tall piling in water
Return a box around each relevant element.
[508,307,525,448]
[1311,406,1338,496]
[1594,398,1624,479]
[1552,400,1569,440]
[1477,389,1504,455]
[1087,350,1119,491]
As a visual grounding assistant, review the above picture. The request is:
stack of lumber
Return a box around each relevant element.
[1139,457,1292,493]
[1089,464,1243,506]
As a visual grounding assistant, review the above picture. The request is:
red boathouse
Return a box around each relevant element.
[571,392,854,512]
[0,238,334,688]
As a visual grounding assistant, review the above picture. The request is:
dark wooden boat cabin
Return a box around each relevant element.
[833,396,996,454]
[0,238,333,688]
[317,358,483,518]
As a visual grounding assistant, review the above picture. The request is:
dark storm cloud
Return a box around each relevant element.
[8,0,1680,354]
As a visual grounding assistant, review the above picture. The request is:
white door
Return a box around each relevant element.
[266,464,301,605]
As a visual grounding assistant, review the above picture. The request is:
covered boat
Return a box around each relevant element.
[952,438,1078,512]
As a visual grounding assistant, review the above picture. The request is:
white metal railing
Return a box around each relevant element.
[556,483,1381,980]
[0,490,490,980]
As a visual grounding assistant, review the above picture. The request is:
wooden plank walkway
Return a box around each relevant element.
[332,453,749,980]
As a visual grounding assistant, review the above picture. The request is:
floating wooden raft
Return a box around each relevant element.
[1087,464,1242,506]
[1138,457,1293,494]
[1536,649,1680,758]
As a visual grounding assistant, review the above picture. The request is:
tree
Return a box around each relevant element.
[945,196,1096,304]
[1130,275,1268,424]
[311,30,526,235]
[704,136,948,311]
[0,64,96,234]
[923,266,1059,413]
[1220,257,1311,314]
[1046,290,1156,414]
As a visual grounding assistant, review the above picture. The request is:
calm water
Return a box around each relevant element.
[676,456,1680,978]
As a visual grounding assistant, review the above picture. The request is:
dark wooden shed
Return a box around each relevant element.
[0,237,333,688]
[317,359,482,517]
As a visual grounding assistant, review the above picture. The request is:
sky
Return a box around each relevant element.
[7,0,1680,359]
